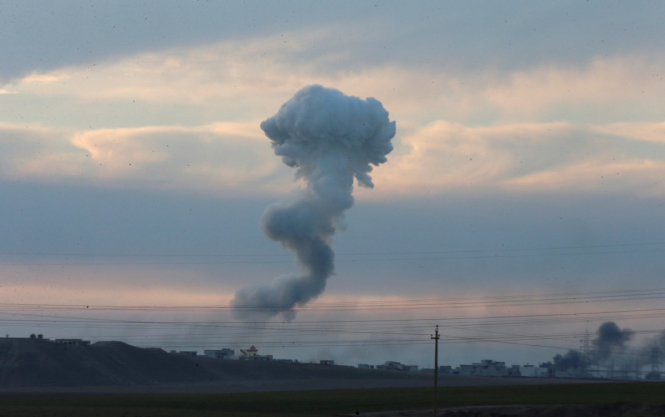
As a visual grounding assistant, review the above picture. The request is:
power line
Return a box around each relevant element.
[1,288,663,312]
[3,306,665,331]
[0,247,661,266]
[1,241,661,258]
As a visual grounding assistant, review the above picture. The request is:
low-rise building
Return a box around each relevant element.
[320,360,335,365]
[439,365,453,374]
[519,365,550,377]
[239,354,273,361]
[54,339,90,346]
[240,345,258,356]
[238,345,271,361]
[358,364,374,369]
[376,361,419,371]
[203,348,235,359]
[457,359,515,377]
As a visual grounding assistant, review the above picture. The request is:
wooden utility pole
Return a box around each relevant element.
[431,325,440,417]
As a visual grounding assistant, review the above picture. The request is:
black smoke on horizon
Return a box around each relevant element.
[552,349,585,371]
[552,321,665,371]
[231,85,395,320]
[592,321,635,363]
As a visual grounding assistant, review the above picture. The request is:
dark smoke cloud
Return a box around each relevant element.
[638,330,665,368]
[551,322,665,378]
[553,349,585,371]
[231,85,395,320]
[593,321,634,363]
[552,321,635,370]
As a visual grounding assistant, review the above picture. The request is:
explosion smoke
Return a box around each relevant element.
[550,322,664,379]
[551,322,641,373]
[553,349,585,371]
[231,85,396,320]
[593,321,634,363]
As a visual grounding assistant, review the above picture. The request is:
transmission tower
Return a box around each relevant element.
[580,330,591,376]
[650,346,661,374]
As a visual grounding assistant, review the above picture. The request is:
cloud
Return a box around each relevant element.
[3,1,664,83]
[370,121,665,196]
[483,56,665,121]
[594,123,665,144]
[4,27,664,129]
[0,122,292,196]
[2,118,664,198]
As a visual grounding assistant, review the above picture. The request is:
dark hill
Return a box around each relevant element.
[0,338,427,387]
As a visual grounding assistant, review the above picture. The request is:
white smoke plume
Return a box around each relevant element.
[231,85,396,320]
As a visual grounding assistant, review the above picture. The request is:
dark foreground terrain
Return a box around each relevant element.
[363,403,665,417]
[0,382,662,416]
[0,337,595,393]
[2,338,663,416]
[0,337,430,387]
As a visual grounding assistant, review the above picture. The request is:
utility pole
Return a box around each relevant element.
[431,325,440,417]
[580,330,590,377]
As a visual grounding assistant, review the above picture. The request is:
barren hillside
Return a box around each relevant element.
[0,338,427,387]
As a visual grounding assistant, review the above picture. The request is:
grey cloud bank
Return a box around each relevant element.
[2,1,664,82]
[231,85,395,319]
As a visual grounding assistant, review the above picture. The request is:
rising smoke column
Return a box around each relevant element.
[231,85,396,319]
[593,321,634,363]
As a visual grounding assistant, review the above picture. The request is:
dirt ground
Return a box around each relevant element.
[0,375,607,394]
[354,402,665,417]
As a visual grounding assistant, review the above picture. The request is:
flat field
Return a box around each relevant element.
[0,382,662,417]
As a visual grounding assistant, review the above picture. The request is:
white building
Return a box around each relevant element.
[457,360,517,377]
[203,348,235,359]
[519,365,549,377]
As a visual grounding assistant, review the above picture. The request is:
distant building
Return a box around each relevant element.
[320,360,335,366]
[54,339,90,346]
[376,361,418,371]
[203,348,235,359]
[378,361,403,371]
[240,345,258,356]
[239,354,273,361]
[439,365,453,374]
[177,351,198,356]
[238,345,271,361]
[457,360,515,377]
[275,359,298,363]
[358,364,374,369]
[519,365,550,377]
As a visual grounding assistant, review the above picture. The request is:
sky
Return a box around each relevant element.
[0,0,664,369]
